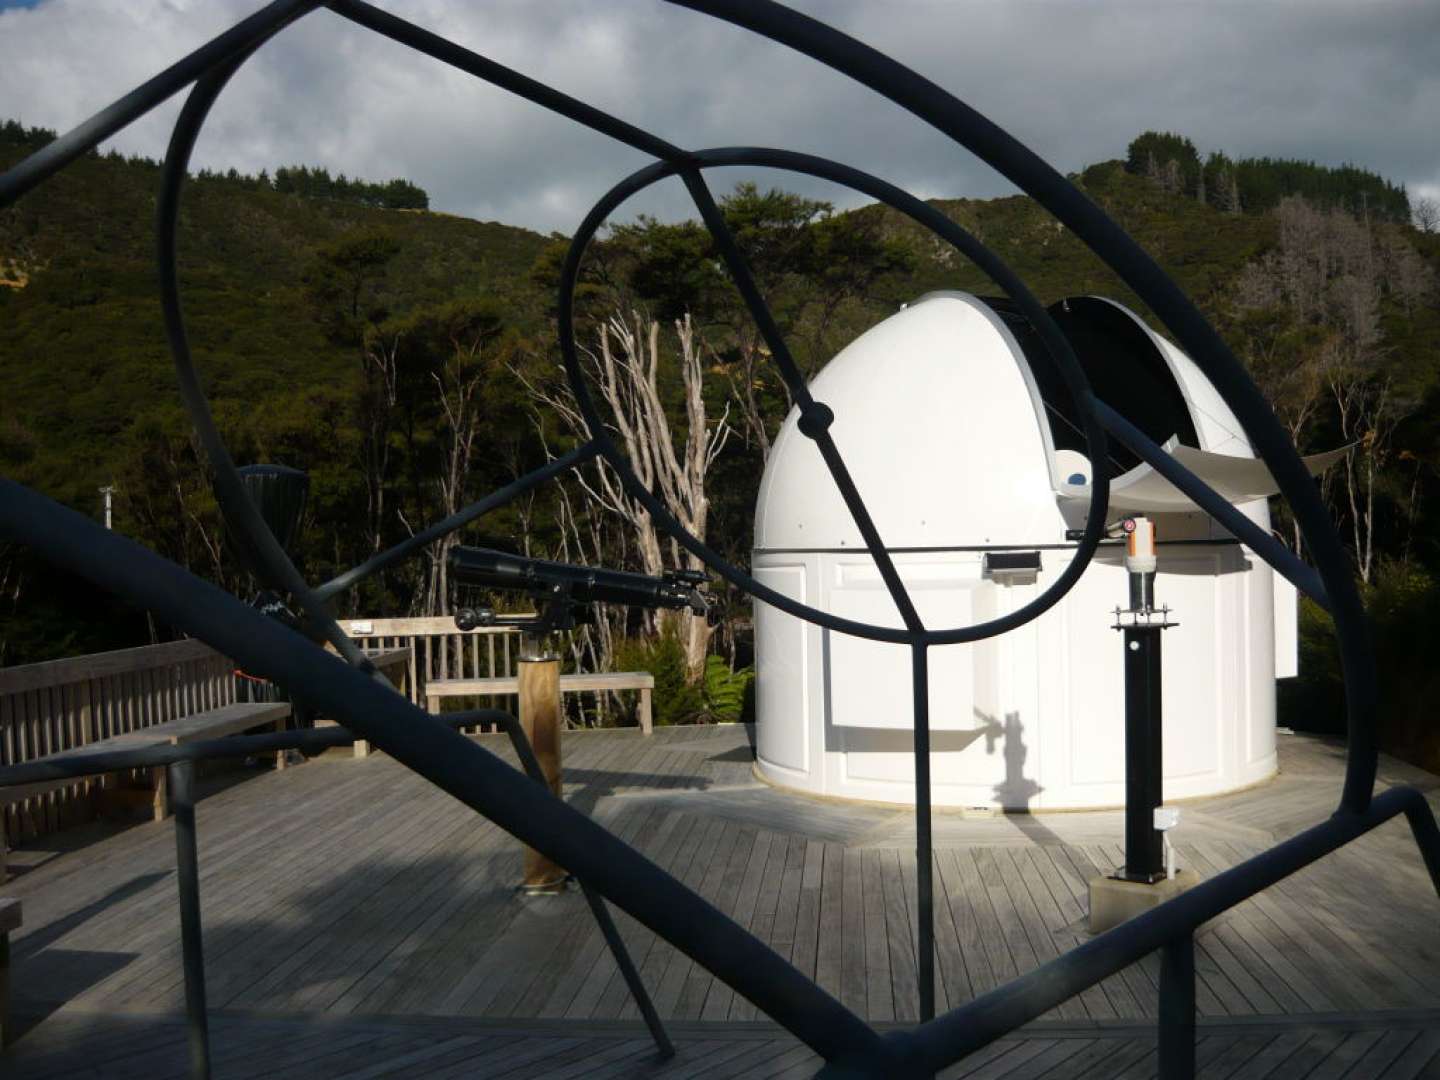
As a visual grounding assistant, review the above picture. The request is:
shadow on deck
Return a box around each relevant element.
[3,724,1440,1076]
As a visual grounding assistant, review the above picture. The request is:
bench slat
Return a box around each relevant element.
[426,672,654,695]
[44,701,291,758]
[0,702,292,806]
[424,672,654,735]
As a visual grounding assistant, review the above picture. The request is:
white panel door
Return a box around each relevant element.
[825,557,982,731]
[754,563,811,776]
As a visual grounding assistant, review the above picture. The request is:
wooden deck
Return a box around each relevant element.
[2,724,1439,1077]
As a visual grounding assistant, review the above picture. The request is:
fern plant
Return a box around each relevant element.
[703,655,755,723]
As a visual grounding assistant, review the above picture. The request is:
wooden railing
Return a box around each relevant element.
[339,617,648,730]
[1,617,608,847]
[0,639,236,846]
[340,616,522,706]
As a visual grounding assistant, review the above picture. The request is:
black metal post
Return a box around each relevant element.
[1122,625,1165,882]
[497,712,674,1059]
[1158,933,1196,1079]
[577,881,675,1058]
[912,644,935,1024]
[168,759,211,1080]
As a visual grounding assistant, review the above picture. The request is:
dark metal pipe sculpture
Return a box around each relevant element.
[494,712,674,1059]
[0,709,512,787]
[0,483,885,1066]
[168,760,212,1080]
[0,2,1431,1077]
[1159,935,1197,1080]
[1094,399,1330,609]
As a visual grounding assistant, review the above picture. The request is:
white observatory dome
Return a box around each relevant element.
[752,291,1296,810]
[755,294,1058,551]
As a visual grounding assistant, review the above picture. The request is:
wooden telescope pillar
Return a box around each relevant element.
[519,651,567,892]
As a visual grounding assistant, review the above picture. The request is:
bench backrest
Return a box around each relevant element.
[341,617,522,700]
[1,638,236,840]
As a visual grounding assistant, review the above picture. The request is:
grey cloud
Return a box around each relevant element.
[2,0,1437,233]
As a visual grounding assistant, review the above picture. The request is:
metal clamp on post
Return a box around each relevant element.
[447,545,711,893]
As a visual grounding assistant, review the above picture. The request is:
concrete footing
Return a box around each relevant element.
[1088,869,1200,935]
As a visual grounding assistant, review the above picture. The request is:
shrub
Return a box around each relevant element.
[612,628,703,726]
[1283,560,1440,774]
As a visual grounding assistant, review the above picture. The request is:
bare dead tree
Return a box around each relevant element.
[714,328,774,456]
[1413,195,1440,234]
[409,329,487,616]
[1231,195,1421,564]
[550,469,626,725]
[517,309,731,679]
[359,330,400,561]
[1380,230,1436,316]
[1329,364,1398,585]
[1162,158,1183,196]
[1323,259,1404,584]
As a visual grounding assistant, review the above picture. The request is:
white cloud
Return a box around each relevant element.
[3,0,1438,233]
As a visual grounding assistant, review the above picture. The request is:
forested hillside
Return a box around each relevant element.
[0,122,552,659]
[3,123,1439,764]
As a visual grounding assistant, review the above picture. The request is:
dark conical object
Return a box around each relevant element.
[235,464,309,557]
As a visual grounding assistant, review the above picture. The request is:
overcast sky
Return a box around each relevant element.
[2,0,1437,234]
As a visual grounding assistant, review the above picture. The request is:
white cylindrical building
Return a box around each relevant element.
[752,291,1297,810]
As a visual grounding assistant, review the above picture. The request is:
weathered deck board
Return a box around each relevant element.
[7,1010,1440,1079]
[2,724,1439,1077]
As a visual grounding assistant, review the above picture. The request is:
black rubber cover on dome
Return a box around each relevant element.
[981,294,1200,478]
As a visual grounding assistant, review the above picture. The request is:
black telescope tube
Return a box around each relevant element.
[448,546,705,613]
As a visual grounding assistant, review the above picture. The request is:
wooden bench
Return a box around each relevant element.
[1,701,291,880]
[0,897,18,1047]
[426,672,656,734]
[2,638,262,883]
[314,647,416,759]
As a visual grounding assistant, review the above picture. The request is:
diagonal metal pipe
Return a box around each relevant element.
[0,478,885,1068]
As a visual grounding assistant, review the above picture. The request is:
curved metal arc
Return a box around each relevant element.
[559,147,1111,646]
[677,167,926,636]
[0,477,885,1068]
[0,0,317,208]
[667,0,1377,815]
[0,5,1398,1075]
[493,708,673,1058]
[0,0,1371,806]
[691,146,1114,647]
[675,169,817,409]
[1093,399,1330,610]
[156,34,370,672]
[314,440,602,603]
[820,784,1440,1077]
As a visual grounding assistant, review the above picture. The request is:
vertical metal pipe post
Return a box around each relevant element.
[495,711,674,1058]
[912,643,935,1022]
[518,654,566,892]
[1158,933,1196,1079]
[168,759,211,1080]
[1122,625,1165,882]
